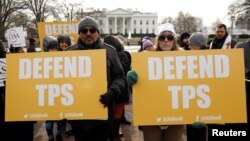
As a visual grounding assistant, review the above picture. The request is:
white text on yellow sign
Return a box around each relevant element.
[132,49,246,125]
[6,50,107,121]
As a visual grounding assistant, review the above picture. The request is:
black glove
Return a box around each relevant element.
[99,90,114,107]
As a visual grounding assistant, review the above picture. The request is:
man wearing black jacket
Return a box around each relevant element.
[210,24,237,49]
[66,16,126,141]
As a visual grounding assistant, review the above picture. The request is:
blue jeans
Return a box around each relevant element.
[46,120,63,141]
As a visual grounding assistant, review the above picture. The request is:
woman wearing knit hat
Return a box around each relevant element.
[144,23,186,141]
[142,39,154,51]
[57,35,72,51]
[127,23,186,141]
[138,36,152,52]
[155,23,179,52]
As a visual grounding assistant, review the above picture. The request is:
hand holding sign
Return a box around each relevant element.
[99,90,114,107]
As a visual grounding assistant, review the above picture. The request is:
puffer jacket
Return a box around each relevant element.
[66,38,126,130]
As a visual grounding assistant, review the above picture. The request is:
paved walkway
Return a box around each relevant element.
[33,104,144,141]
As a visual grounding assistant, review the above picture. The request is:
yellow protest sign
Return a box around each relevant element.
[5,50,107,121]
[132,49,246,125]
[37,21,79,50]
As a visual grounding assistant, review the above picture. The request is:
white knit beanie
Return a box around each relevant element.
[157,23,176,36]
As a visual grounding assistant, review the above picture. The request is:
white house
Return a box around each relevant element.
[98,8,158,35]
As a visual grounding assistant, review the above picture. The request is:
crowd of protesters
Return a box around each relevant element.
[0,15,249,141]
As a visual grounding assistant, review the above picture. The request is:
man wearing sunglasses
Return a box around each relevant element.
[66,16,126,141]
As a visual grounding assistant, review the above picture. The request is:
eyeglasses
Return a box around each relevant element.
[158,34,174,41]
[80,28,97,34]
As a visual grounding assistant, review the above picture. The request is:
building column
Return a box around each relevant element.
[122,17,125,34]
[114,17,117,34]
[130,18,133,34]
[105,17,109,34]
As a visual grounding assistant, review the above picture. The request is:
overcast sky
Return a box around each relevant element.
[67,0,236,27]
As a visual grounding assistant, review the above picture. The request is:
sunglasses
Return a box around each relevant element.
[158,34,174,41]
[80,28,97,34]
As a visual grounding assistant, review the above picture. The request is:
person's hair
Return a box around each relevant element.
[155,37,179,51]
[57,35,71,51]
[29,38,35,44]
[10,46,23,53]
[104,35,124,51]
[57,35,71,45]
[216,24,227,32]
[114,36,125,51]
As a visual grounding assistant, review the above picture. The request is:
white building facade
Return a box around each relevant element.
[98,8,158,35]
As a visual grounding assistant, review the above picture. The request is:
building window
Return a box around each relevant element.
[99,20,103,25]
[146,29,148,34]
[109,19,112,25]
[125,29,127,34]
[125,20,127,25]
[152,20,155,25]
[134,20,136,25]
[140,29,142,34]
[152,29,155,34]
[100,29,103,34]
[146,20,149,25]
[140,20,142,25]
[110,29,112,34]
[134,28,136,34]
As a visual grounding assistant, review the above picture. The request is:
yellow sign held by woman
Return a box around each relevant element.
[132,49,246,125]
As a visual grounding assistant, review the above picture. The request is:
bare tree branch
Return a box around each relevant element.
[26,0,56,22]
[0,0,27,40]
[228,0,250,30]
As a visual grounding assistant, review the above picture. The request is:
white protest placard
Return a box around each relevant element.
[6,27,26,48]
